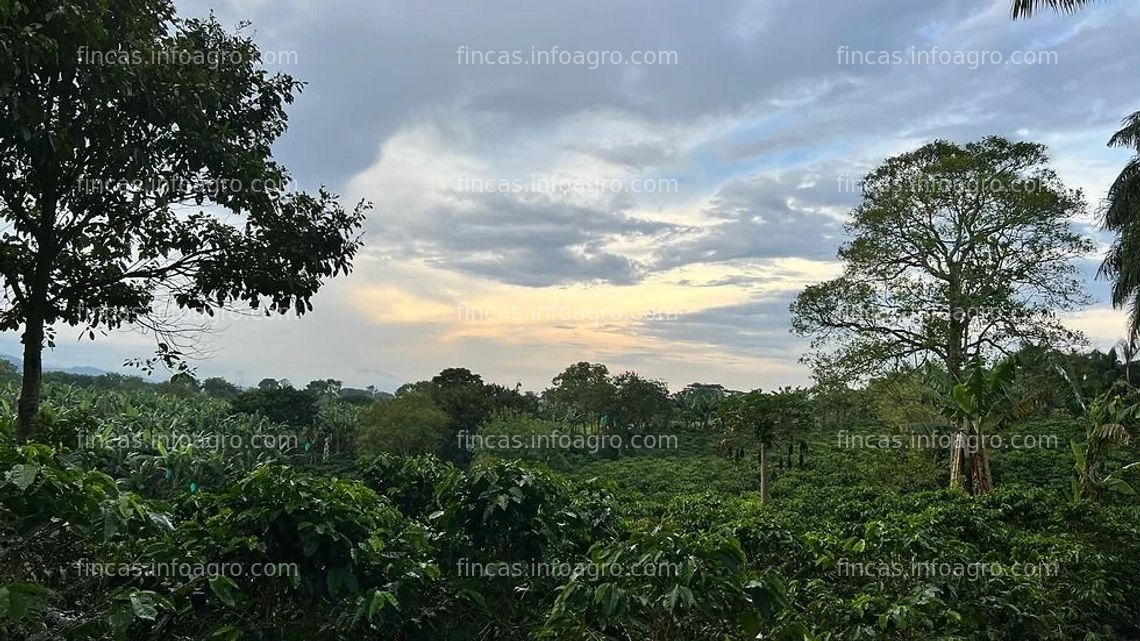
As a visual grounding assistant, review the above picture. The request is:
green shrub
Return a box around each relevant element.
[357,453,458,518]
[356,394,452,458]
[170,464,438,638]
[230,387,319,426]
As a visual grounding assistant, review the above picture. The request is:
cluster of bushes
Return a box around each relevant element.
[2,361,1139,640]
[5,437,1138,640]
[0,442,798,640]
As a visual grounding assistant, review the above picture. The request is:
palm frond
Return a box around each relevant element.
[1100,155,1140,340]
[1012,0,1095,19]
[1109,111,1140,150]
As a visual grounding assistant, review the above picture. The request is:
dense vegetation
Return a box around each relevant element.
[2,0,1139,639]
[1,351,1138,640]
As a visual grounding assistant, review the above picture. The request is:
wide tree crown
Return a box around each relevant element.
[0,0,367,346]
[791,137,1092,383]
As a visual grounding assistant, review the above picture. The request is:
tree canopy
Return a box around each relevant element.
[791,137,1092,384]
[0,0,368,440]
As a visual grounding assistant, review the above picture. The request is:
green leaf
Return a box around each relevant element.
[593,583,622,617]
[367,590,397,619]
[1104,476,1135,495]
[209,576,240,608]
[950,385,977,417]
[103,507,122,542]
[7,464,39,491]
[0,583,48,622]
[1070,440,1086,471]
[129,592,158,620]
[209,625,243,641]
[326,566,359,598]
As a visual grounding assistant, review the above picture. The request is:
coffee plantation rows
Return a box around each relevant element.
[2,369,1138,641]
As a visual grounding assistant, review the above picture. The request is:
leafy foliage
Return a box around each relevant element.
[791,137,1092,383]
[355,394,452,458]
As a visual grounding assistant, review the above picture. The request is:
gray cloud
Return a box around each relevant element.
[43,0,1136,391]
[650,173,847,270]
[633,294,807,361]
[380,191,674,286]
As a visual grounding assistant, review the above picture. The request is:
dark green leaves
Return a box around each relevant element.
[207,576,238,607]
[791,137,1092,384]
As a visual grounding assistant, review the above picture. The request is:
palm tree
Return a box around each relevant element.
[1014,2,1140,343]
[1100,115,1140,340]
[716,389,808,504]
[1115,337,1139,384]
[1011,0,1094,19]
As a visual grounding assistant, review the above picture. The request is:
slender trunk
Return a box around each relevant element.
[950,455,962,489]
[16,312,45,442]
[758,443,770,504]
[17,191,57,443]
[949,422,968,491]
[1081,445,1098,501]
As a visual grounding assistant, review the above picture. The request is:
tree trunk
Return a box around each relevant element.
[16,313,45,442]
[17,192,56,443]
[949,439,963,490]
[950,419,992,495]
[971,442,992,494]
[758,443,770,504]
[1080,446,1098,501]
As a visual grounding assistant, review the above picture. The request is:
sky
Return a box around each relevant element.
[3,0,1139,393]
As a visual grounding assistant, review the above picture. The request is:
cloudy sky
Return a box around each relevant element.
[4,0,1139,392]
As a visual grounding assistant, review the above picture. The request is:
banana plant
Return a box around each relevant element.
[1058,373,1140,501]
[941,357,1025,495]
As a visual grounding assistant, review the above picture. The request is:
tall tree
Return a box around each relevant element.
[0,1,367,441]
[610,371,672,432]
[1013,1,1140,346]
[202,376,240,399]
[1110,338,1138,385]
[791,137,1092,384]
[1100,114,1140,339]
[418,367,493,463]
[543,362,616,430]
[305,378,343,401]
[675,383,726,430]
